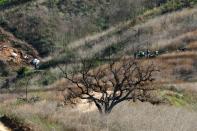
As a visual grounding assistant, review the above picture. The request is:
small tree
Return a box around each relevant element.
[59,58,158,114]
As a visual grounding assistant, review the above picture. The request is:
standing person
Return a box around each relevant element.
[146,49,150,58]
[134,51,137,59]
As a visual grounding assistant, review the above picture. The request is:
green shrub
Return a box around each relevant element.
[17,67,31,78]
[0,60,9,77]
[96,17,109,30]
[0,34,8,41]
[0,16,8,27]
[0,0,32,8]
[0,0,7,5]
[41,72,57,86]
[160,0,195,14]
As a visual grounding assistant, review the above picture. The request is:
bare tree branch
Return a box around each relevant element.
[59,58,158,114]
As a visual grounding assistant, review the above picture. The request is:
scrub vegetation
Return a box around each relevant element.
[0,0,197,131]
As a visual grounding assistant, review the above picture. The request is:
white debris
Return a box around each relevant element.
[2,45,7,48]
[23,55,28,59]
[11,52,18,58]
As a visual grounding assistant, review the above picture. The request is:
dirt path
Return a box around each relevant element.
[164,82,197,92]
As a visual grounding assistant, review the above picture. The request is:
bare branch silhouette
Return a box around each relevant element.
[59,58,158,114]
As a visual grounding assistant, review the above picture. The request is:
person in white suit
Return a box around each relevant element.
[32,58,40,69]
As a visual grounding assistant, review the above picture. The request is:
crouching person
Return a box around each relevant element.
[31,58,40,69]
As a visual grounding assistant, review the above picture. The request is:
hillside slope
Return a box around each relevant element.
[47,6,197,86]
[0,27,39,87]
[0,0,197,88]
[0,2,197,130]
[42,6,197,67]
[0,0,172,56]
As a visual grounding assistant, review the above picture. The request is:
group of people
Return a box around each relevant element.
[134,46,188,59]
[134,50,159,59]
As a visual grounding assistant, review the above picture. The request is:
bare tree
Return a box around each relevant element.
[59,58,158,114]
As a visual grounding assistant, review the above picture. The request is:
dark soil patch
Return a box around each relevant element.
[0,115,31,131]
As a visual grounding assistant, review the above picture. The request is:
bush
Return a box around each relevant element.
[0,0,172,57]
[160,0,194,14]
[0,0,7,5]
[17,67,31,78]
[96,17,109,30]
[41,71,57,86]
[0,60,9,77]
[0,0,32,8]
[33,38,54,56]
[0,33,8,41]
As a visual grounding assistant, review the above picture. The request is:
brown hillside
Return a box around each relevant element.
[0,27,38,68]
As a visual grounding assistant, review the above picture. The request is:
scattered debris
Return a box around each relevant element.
[0,27,39,68]
[11,52,18,58]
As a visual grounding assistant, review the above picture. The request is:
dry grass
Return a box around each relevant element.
[153,30,197,51]
[54,103,197,131]
[5,5,197,90]
[47,7,197,64]
[165,82,197,93]
[0,3,197,131]
[1,70,197,131]
[164,52,197,82]
[187,41,197,49]
[1,97,197,131]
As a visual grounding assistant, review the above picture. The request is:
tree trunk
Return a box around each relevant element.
[97,105,113,114]
[105,106,113,114]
